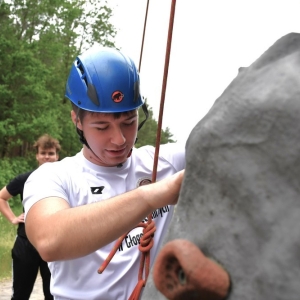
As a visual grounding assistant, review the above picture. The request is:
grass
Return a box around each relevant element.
[0,203,23,281]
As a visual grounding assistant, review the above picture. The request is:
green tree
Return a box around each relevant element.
[136,100,176,148]
[0,0,117,160]
[0,0,176,170]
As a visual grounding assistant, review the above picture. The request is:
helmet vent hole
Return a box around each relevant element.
[76,60,88,88]
[134,81,140,102]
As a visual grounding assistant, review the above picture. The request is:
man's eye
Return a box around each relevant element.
[124,121,134,126]
[97,127,108,131]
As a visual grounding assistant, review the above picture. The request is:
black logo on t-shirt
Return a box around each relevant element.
[91,186,105,194]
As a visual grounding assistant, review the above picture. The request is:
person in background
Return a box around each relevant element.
[23,46,185,300]
[0,134,61,300]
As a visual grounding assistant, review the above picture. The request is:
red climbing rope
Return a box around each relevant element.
[138,0,150,73]
[97,1,177,299]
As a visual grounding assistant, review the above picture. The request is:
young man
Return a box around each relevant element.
[0,134,61,300]
[23,46,185,299]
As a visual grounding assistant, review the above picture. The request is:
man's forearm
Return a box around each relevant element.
[26,170,183,262]
[0,198,16,223]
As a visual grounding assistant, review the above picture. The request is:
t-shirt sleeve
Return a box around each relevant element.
[23,163,68,217]
[6,172,31,197]
[158,142,186,171]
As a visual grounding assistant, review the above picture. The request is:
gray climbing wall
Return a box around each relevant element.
[143,32,300,300]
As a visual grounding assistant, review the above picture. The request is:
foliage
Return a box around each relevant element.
[0,158,33,187]
[136,100,176,148]
[0,0,117,159]
[0,0,176,175]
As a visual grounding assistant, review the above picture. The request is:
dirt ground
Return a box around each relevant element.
[0,274,44,300]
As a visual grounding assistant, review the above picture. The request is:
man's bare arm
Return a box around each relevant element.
[0,187,24,224]
[25,170,184,262]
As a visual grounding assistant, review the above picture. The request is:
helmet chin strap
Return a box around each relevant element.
[135,103,149,145]
[138,103,149,131]
[75,108,89,149]
[77,126,132,167]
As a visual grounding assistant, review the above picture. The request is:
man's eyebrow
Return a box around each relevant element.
[125,114,138,120]
[90,121,109,124]
[90,114,138,125]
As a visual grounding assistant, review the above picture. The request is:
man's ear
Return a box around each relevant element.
[71,110,83,130]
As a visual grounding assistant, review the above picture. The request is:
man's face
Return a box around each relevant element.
[36,147,59,166]
[72,110,138,167]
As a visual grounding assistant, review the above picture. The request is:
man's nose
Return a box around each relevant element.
[111,128,126,145]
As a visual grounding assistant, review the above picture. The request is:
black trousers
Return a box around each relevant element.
[11,236,53,300]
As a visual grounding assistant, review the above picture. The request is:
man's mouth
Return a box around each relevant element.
[106,147,127,156]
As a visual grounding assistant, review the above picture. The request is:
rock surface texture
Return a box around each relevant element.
[142,32,300,300]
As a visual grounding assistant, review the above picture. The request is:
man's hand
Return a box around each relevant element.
[141,169,185,210]
[12,212,25,225]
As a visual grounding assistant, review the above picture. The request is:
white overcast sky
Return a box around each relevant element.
[108,0,300,144]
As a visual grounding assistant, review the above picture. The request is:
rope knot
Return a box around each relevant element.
[139,220,156,252]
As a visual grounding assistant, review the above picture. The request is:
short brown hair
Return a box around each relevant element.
[71,102,136,121]
[33,134,61,153]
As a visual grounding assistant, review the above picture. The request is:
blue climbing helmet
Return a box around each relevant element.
[65,46,144,113]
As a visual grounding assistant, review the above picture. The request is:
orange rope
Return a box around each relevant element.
[97,221,155,274]
[97,1,177,299]
[97,220,156,299]
[138,0,150,73]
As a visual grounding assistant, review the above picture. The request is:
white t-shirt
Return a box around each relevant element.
[23,143,185,300]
